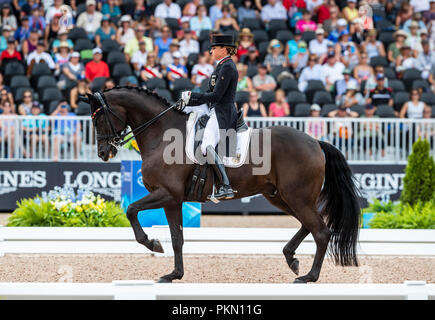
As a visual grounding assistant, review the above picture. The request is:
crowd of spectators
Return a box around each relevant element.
[0,0,434,159]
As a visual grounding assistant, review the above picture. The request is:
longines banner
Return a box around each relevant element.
[0,162,121,211]
[0,162,405,211]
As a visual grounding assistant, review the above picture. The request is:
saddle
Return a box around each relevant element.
[185,108,251,201]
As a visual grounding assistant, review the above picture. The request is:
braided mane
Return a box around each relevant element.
[102,85,174,109]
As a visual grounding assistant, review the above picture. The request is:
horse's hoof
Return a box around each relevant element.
[289,259,299,276]
[293,278,307,284]
[152,239,164,253]
[158,277,172,283]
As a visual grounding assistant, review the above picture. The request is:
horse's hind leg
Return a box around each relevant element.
[263,194,308,276]
[126,189,174,253]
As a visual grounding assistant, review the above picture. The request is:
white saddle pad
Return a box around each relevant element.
[185,112,252,168]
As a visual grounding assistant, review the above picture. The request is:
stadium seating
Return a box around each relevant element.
[280,78,299,93]
[376,104,396,118]
[321,103,338,117]
[145,78,167,91]
[294,103,311,117]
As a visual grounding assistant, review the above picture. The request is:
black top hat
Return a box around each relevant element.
[210,34,236,48]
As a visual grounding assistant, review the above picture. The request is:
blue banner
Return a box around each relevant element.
[121,160,201,227]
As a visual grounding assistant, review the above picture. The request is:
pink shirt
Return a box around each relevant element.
[269,102,289,117]
[296,20,317,33]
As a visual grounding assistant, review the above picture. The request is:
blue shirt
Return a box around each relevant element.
[54,112,79,135]
[155,37,173,59]
[95,27,116,41]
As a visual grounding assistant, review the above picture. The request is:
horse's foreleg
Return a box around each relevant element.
[126,189,173,253]
[283,226,309,276]
[158,203,184,283]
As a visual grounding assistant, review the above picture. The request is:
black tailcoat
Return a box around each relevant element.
[188,56,238,132]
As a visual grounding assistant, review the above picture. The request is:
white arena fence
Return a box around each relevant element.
[0,281,434,300]
[0,115,434,163]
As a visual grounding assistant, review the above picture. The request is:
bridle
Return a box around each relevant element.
[91,91,176,148]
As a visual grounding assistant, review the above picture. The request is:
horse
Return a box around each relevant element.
[85,86,361,283]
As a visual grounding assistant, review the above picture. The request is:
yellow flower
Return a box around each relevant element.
[76,206,83,213]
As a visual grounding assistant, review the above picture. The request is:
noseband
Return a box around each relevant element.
[91,91,176,148]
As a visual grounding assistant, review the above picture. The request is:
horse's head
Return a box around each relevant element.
[85,92,128,162]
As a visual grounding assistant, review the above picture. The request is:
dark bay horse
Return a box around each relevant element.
[85,86,361,283]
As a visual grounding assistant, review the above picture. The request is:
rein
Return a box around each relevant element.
[91,91,176,147]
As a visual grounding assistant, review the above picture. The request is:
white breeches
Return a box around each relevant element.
[184,104,220,155]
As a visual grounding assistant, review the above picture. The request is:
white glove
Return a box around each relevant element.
[181,91,191,106]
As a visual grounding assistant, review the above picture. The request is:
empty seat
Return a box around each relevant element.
[383,67,396,79]
[302,31,315,43]
[420,92,435,105]
[287,91,307,106]
[201,40,210,53]
[68,27,88,41]
[412,79,430,91]
[74,38,93,52]
[369,55,388,67]
[31,63,52,77]
[145,77,166,90]
[37,75,57,89]
[376,104,396,118]
[154,88,173,103]
[305,80,326,103]
[48,100,61,114]
[91,77,107,91]
[200,78,209,93]
[10,75,30,94]
[101,39,120,53]
[257,41,269,61]
[280,78,298,93]
[259,90,276,107]
[270,66,289,80]
[389,79,405,92]
[351,104,365,116]
[76,101,91,115]
[247,65,258,78]
[253,30,269,45]
[198,29,211,43]
[165,17,180,34]
[235,91,250,107]
[42,88,63,107]
[186,53,199,69]
[4,62,25,84]
[393,92,409,111]
[294,103,311,117]
[320,103,337,117]
[112,63,133,82]
[378,31,395,49]
[375,20,395,32]
[402,68,421,91]
[313,91,333,106]
[242,18,261,30]
[107,51,127,67]
[172,78,194,99]
[276,30,293,44]
[268,19,288,38]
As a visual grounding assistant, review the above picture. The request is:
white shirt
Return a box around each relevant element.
[27,51,56,69]
[322,61,345,84]
[261,1,287,22]
[309,39,328,56]
[298,64,326,91]
[410,0,429,12]
[131,50,148,70]
[179,39,200,58]
[154,3,182,19]
[192,63,214,85]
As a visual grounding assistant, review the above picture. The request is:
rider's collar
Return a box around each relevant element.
[217,55,231,65]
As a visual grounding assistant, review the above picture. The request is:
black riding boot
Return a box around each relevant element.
[206,145,234,200]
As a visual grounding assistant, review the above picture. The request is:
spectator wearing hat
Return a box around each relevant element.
[101,0,121,20]
[306,104,327,141]
[154,25,173,59]
[14,16,31,43]
[296,9,317,33]
[328,18,347,44]
[309,28,328,62]
[95,16,116,48]
[291,41,309,75]
[342,0,358,23]
[179,29,200,60]
[27,41,55,76]
[0,36,21,67]
[0,26,12,53]
[416,40,435,79]
[335,68,358,103]
[140,52,162,82]
[339,81,364,108]
[261,0,287,24]
[85,48,110,82]
[363,29,386,59]
[28,6,46,37]
[125,24,153,62]
[237,28,256,60]
[395,44,418,73]
[60,51,85,89]
[76,0,103,40]
[166,51,188,89]
[403,13,428,33]
[388,30,407,65]
[269,89,290,117]
[131,40,149,75]
[70,75,90,111]
[238,0,258,25]
[264,39,287,72]
[116,15,135,48]
[298,55,326,92]
[54,41,71,75]
[189,5,212,36]
[405,21,423,56]
[51,29,73,54]
[0,3,17,31]
[236,63,253,92]
[366,73,393,108]
[160,39,180,69]
[215,5,240,33]
[252,64,277,92]
[155,0,181,20]
[192,53,214,91]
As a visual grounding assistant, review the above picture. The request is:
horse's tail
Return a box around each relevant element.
[318,140,360,267]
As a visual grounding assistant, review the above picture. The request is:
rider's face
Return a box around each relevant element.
[210,46,226,60]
